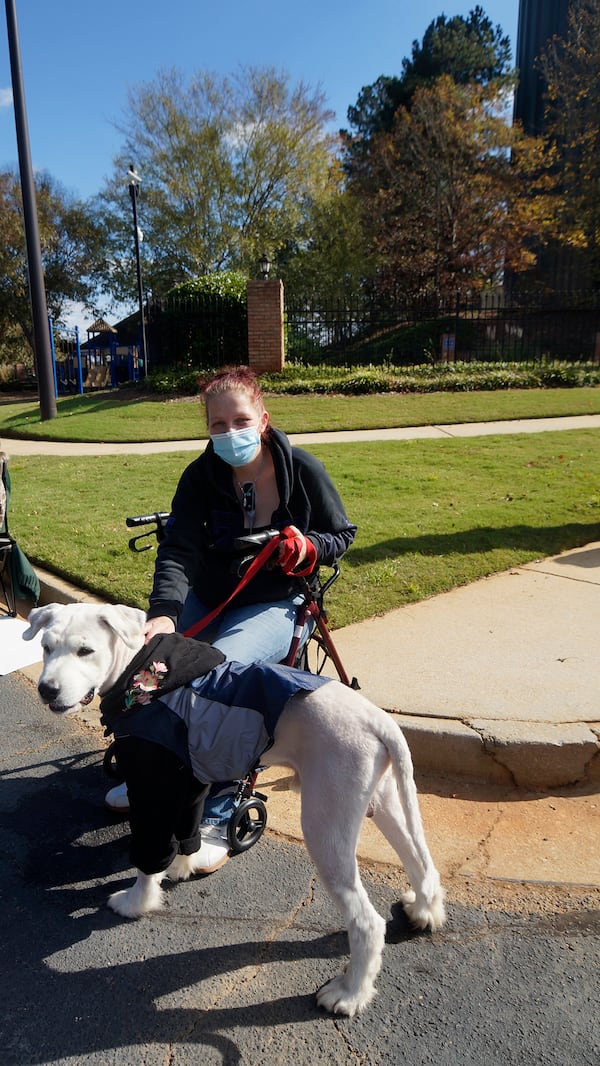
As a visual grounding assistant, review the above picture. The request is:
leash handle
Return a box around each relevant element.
[182,531,286,639]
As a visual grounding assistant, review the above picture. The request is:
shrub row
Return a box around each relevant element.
[147,361,600,397]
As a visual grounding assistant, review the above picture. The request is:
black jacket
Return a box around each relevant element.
[147,427,357,624]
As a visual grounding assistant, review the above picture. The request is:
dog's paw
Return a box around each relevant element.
[108,873,165,918]
[108,889,149,919]
[167,854,196,882]
[400,887,446,932]
[316,974,376,1017]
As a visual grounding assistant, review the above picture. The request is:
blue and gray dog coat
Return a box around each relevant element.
[100,632,331,783]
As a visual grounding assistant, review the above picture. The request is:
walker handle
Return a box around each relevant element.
[233,529,280,552]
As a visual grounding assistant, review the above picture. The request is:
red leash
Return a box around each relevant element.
[182,531,285,639]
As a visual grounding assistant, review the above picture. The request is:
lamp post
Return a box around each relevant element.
[258,252,272,280]
[5,0,56,419]
[127,163,148,376]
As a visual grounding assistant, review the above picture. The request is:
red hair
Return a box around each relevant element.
[199,366,271,435]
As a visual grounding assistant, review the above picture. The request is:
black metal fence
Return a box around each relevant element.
[146,293,248,368]
[135,288,600,370]
[285,291,600,366]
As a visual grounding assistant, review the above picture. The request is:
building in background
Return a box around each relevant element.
[513,0,570,135]
[511,0,597,292]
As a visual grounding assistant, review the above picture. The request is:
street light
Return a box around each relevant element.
[127,163,148,376]
[258,252,272,280]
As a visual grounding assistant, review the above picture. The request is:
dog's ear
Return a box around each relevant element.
[22,603,62,640]
[97,605,147,649]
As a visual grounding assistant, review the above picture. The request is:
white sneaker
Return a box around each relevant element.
[105,781,130,813]
[194,823,231,874]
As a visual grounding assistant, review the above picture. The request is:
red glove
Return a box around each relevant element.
[277,527,317,576]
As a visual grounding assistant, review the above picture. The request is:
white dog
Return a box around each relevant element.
[24,601,445,1017]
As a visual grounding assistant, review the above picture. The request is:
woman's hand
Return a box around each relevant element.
[144,615,176,643]
[276,525,317,575]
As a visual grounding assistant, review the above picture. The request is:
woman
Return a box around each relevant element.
[106,366,357,872]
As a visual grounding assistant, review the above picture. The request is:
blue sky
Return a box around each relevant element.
[1,0,520,201]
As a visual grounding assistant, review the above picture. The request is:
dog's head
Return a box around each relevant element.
[23,602,146,714]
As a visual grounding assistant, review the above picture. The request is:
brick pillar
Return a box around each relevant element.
[247,279,285,374]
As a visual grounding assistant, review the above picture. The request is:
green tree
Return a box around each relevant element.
[539,0,600,283]
[401,4,512,95]
[95,66,336,303]
[275,161,370,299]
[368,77,555,299]
[342,6,513,177]
[0,169,104,364]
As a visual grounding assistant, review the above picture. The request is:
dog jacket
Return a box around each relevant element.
[100,632,331,783]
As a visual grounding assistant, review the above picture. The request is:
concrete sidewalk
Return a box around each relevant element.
[4,411,600,454]
[326,542,600,791]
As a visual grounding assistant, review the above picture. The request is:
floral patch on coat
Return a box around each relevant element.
[124,660,169,710]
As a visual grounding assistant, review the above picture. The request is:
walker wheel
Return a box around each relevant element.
[227,797,267,853]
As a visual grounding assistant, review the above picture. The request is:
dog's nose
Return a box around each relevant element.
[38,681,59,704]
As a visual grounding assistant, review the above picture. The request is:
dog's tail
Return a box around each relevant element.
[372,713,446,931]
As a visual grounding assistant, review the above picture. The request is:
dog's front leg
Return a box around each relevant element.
[108,871,165,919]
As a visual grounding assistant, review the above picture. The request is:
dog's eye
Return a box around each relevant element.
[77,646,94,657]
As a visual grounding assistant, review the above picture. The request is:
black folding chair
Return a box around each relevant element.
[0,453,17,617]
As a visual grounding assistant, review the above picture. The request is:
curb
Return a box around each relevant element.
[395,712,600,791]
[30,566,600,792]
[36,568,105,607]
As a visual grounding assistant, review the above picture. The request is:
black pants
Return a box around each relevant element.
[114,736,209,876]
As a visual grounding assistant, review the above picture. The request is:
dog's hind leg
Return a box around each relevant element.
[108,871,165,918]
[369,767,445,932]
[299,772,387,1016]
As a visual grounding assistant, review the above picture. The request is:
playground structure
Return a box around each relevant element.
[49,318,144,395]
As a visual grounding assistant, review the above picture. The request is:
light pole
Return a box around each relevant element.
[5,0,56,419]
[127,164,148,376]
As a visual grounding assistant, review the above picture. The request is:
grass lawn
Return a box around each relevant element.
[1,386,600,442]
[8,428,600,628]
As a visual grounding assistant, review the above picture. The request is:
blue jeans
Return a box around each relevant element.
[178,590,308,826]
[178,589,305,664]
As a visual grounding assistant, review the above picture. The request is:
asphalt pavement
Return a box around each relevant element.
[0,666,598,1066]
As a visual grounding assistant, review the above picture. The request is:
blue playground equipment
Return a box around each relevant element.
[49,318,143,395]
[49,322,83,395]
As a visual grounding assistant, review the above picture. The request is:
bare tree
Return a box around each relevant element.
[96,66,337,301]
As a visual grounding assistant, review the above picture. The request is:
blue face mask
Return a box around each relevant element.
[211,426,261,467]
